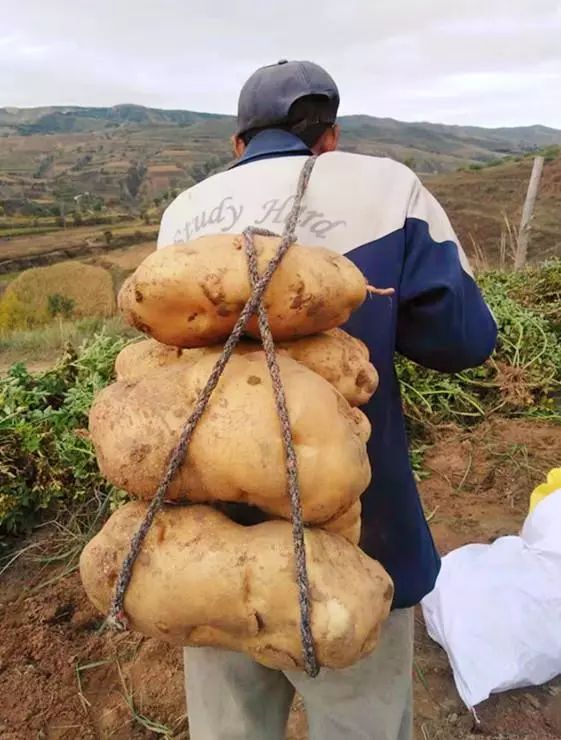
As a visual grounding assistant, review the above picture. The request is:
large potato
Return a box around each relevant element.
[115,328,378,407]
[115,339,207,380]
[277,329,378,407]
[118,234,367,347]
[321,500,362,545]
[80,502,392,670]
[90,352,371,523]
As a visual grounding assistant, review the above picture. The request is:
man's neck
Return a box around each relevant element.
[233,130,311,168]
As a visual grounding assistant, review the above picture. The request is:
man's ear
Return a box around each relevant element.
[232,135,246,159]
[312,124,340,155]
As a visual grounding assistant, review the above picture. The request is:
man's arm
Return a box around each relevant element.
[396,178,497,373]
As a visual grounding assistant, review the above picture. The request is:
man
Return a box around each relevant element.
[158,60,497,740]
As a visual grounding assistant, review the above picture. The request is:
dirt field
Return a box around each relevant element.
[1,418,561,739]
[429,156,561,266]
[0,224,157,275]
[92,242,156,272]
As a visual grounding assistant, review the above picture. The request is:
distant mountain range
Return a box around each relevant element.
[1,103,560,212]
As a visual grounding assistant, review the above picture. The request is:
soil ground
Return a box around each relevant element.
[1,418,561,739]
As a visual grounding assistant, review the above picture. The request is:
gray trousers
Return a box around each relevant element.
[184,608,413,740]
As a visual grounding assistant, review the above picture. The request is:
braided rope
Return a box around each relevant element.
[107,155,319,676]
[243,226,318,676]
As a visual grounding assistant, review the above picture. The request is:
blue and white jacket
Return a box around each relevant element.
[158,130,497,608]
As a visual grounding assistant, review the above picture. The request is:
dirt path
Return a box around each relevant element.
[1,418,561,739]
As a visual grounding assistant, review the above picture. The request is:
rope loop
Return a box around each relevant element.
[107,156,319,676]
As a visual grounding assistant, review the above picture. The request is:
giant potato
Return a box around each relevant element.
[90,352,371,523]
[80,502,393,670]
[118,234,367,347]
[321,500,362,545]
[115,339,207,381]
[115,328,378,407]
[276,329,378,407]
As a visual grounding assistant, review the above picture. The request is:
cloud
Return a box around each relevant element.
[2,0,561,126]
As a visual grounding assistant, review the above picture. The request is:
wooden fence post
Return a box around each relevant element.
[514,156,544,270]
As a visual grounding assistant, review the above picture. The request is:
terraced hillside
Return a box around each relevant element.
[1,104,560,214]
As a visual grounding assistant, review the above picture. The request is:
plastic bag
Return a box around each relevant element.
[529,467,561,514]
[422,488,561,709]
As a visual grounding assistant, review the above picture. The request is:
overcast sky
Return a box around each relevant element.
[2,0,561,127]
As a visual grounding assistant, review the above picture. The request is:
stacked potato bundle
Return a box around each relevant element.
[80,234,393,671]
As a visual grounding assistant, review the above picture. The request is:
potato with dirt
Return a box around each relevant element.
[276,329,377,407]
[321,500,362,544]
[118,234,368,348]
[90,352,371,524]
[115,328,378,407]
[79,501,392,670]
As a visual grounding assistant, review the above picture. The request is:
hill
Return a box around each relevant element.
[1,104,561,217]
[428,153,561,265]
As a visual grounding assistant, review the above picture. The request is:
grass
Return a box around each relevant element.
[0,540,43,578]
[116,660,186,737]
[72,644,187,736]
[75,659,115,710]
[0,490,118,592]
[0,225,63,238]
[490,260,561,331]
[0,261,116,332]
[0,331,131,537]
[396,262,561,476]
[0,316,134,366]
[397,264,561,435]
[0,271,20,285]
[25,488,116,592]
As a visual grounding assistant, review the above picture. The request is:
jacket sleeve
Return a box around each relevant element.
[396,177,497,372]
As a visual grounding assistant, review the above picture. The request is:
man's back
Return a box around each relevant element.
[159,145,417,255]
[170,60,498,740]
[158,130,497,608]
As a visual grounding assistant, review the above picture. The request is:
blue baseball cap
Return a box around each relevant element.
[236,60,340,136]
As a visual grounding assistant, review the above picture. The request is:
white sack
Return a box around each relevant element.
[422,489,561,709]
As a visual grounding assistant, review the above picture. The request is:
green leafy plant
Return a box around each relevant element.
[397,263,561,432]
[48,293,75,319]
[485,261,561,334]
[0,332,127,536]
